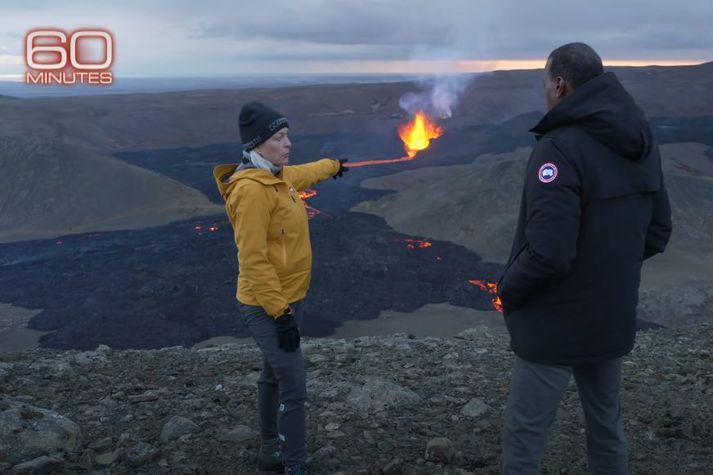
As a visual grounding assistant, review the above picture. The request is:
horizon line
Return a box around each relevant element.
[0,59,708,82]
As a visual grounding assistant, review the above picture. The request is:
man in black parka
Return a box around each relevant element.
[498,43,672,475]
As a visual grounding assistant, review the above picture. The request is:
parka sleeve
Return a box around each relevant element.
[227,181,289,317]
[282,159,340,191]
[643,170,672,259]
[498,139,582,307]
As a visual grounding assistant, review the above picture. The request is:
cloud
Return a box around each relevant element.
[187,0,713,63]
[192,1,452,47]
[0,0,710,76]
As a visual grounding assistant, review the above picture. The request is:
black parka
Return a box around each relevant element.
[498,72,672,366]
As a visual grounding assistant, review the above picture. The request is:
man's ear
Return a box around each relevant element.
[555,76,568,98]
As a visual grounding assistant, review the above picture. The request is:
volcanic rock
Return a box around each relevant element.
[425,437,455,463]
[382,458,404,474]
[94,449,120,466]
[460,398,491,418]
[160,416,200,442]
[125,441,160,467]
[10,455,65,475]
[0,362,10,383]
[216,425,258,443]
[346,376,422,415]
[87,438,113,452]
[0,325,711,473]
[0,400,81,466]
[128,390,159,404]
[313,443,337,460]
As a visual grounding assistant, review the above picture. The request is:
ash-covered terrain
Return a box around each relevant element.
[1,324,711,474]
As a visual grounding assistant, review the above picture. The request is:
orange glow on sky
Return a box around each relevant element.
[0,59,706,82]
[296,59,706,75]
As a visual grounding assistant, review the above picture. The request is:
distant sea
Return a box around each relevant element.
[0,75,416,98]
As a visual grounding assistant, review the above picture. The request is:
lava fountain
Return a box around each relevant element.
[346,110,443,168]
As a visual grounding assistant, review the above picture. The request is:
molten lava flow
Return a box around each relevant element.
[193,223,222,234]
[346,110,443,168]
[402,238,433,249]
[344,157,413,168]
[299,189,320,219]
[345,155,413,168]
[299,189,317,200]
[468,279,504,313]
[399,110,444,158]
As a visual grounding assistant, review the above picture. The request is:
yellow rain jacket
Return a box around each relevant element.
[213,159,340,317]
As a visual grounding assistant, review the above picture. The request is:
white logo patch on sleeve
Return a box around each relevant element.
[538,163,559,183]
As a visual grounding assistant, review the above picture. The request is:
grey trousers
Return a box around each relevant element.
[240,301,307,467]
[502,355,627,475]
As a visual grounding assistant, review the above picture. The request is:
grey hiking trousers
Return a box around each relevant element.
[240,301,307,467]
[502,355,627,475]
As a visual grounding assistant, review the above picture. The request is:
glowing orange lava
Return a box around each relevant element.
[468,279,504,313]
[403,238,433,249]
[193,223,221,234]
[398,110,443,158]
[299,189,320,219]
[344,155,413,167]
[299,189,317,200]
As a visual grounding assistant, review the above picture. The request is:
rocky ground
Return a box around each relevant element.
[1,324,711,474]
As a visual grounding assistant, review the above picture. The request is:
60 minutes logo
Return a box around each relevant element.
[25,29,114,85]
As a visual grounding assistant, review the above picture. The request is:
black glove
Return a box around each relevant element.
[333,159,349,179]
[274,308,300,352]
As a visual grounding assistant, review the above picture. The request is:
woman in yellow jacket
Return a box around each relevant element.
[213,102,347,475]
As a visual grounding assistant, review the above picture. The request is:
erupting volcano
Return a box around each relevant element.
[468,279,504,313]
[346,110,443,168]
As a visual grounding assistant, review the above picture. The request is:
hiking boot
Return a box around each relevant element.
[257,439,283,472]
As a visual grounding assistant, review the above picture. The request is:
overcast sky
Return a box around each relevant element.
[1,0,712,78]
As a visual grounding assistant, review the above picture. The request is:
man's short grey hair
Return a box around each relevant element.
[547,42,604,89]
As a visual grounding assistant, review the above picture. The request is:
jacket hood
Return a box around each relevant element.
[531,72,653,161]
[213,163,283,201]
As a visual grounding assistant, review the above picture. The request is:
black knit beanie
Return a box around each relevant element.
[238,101,289,151]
